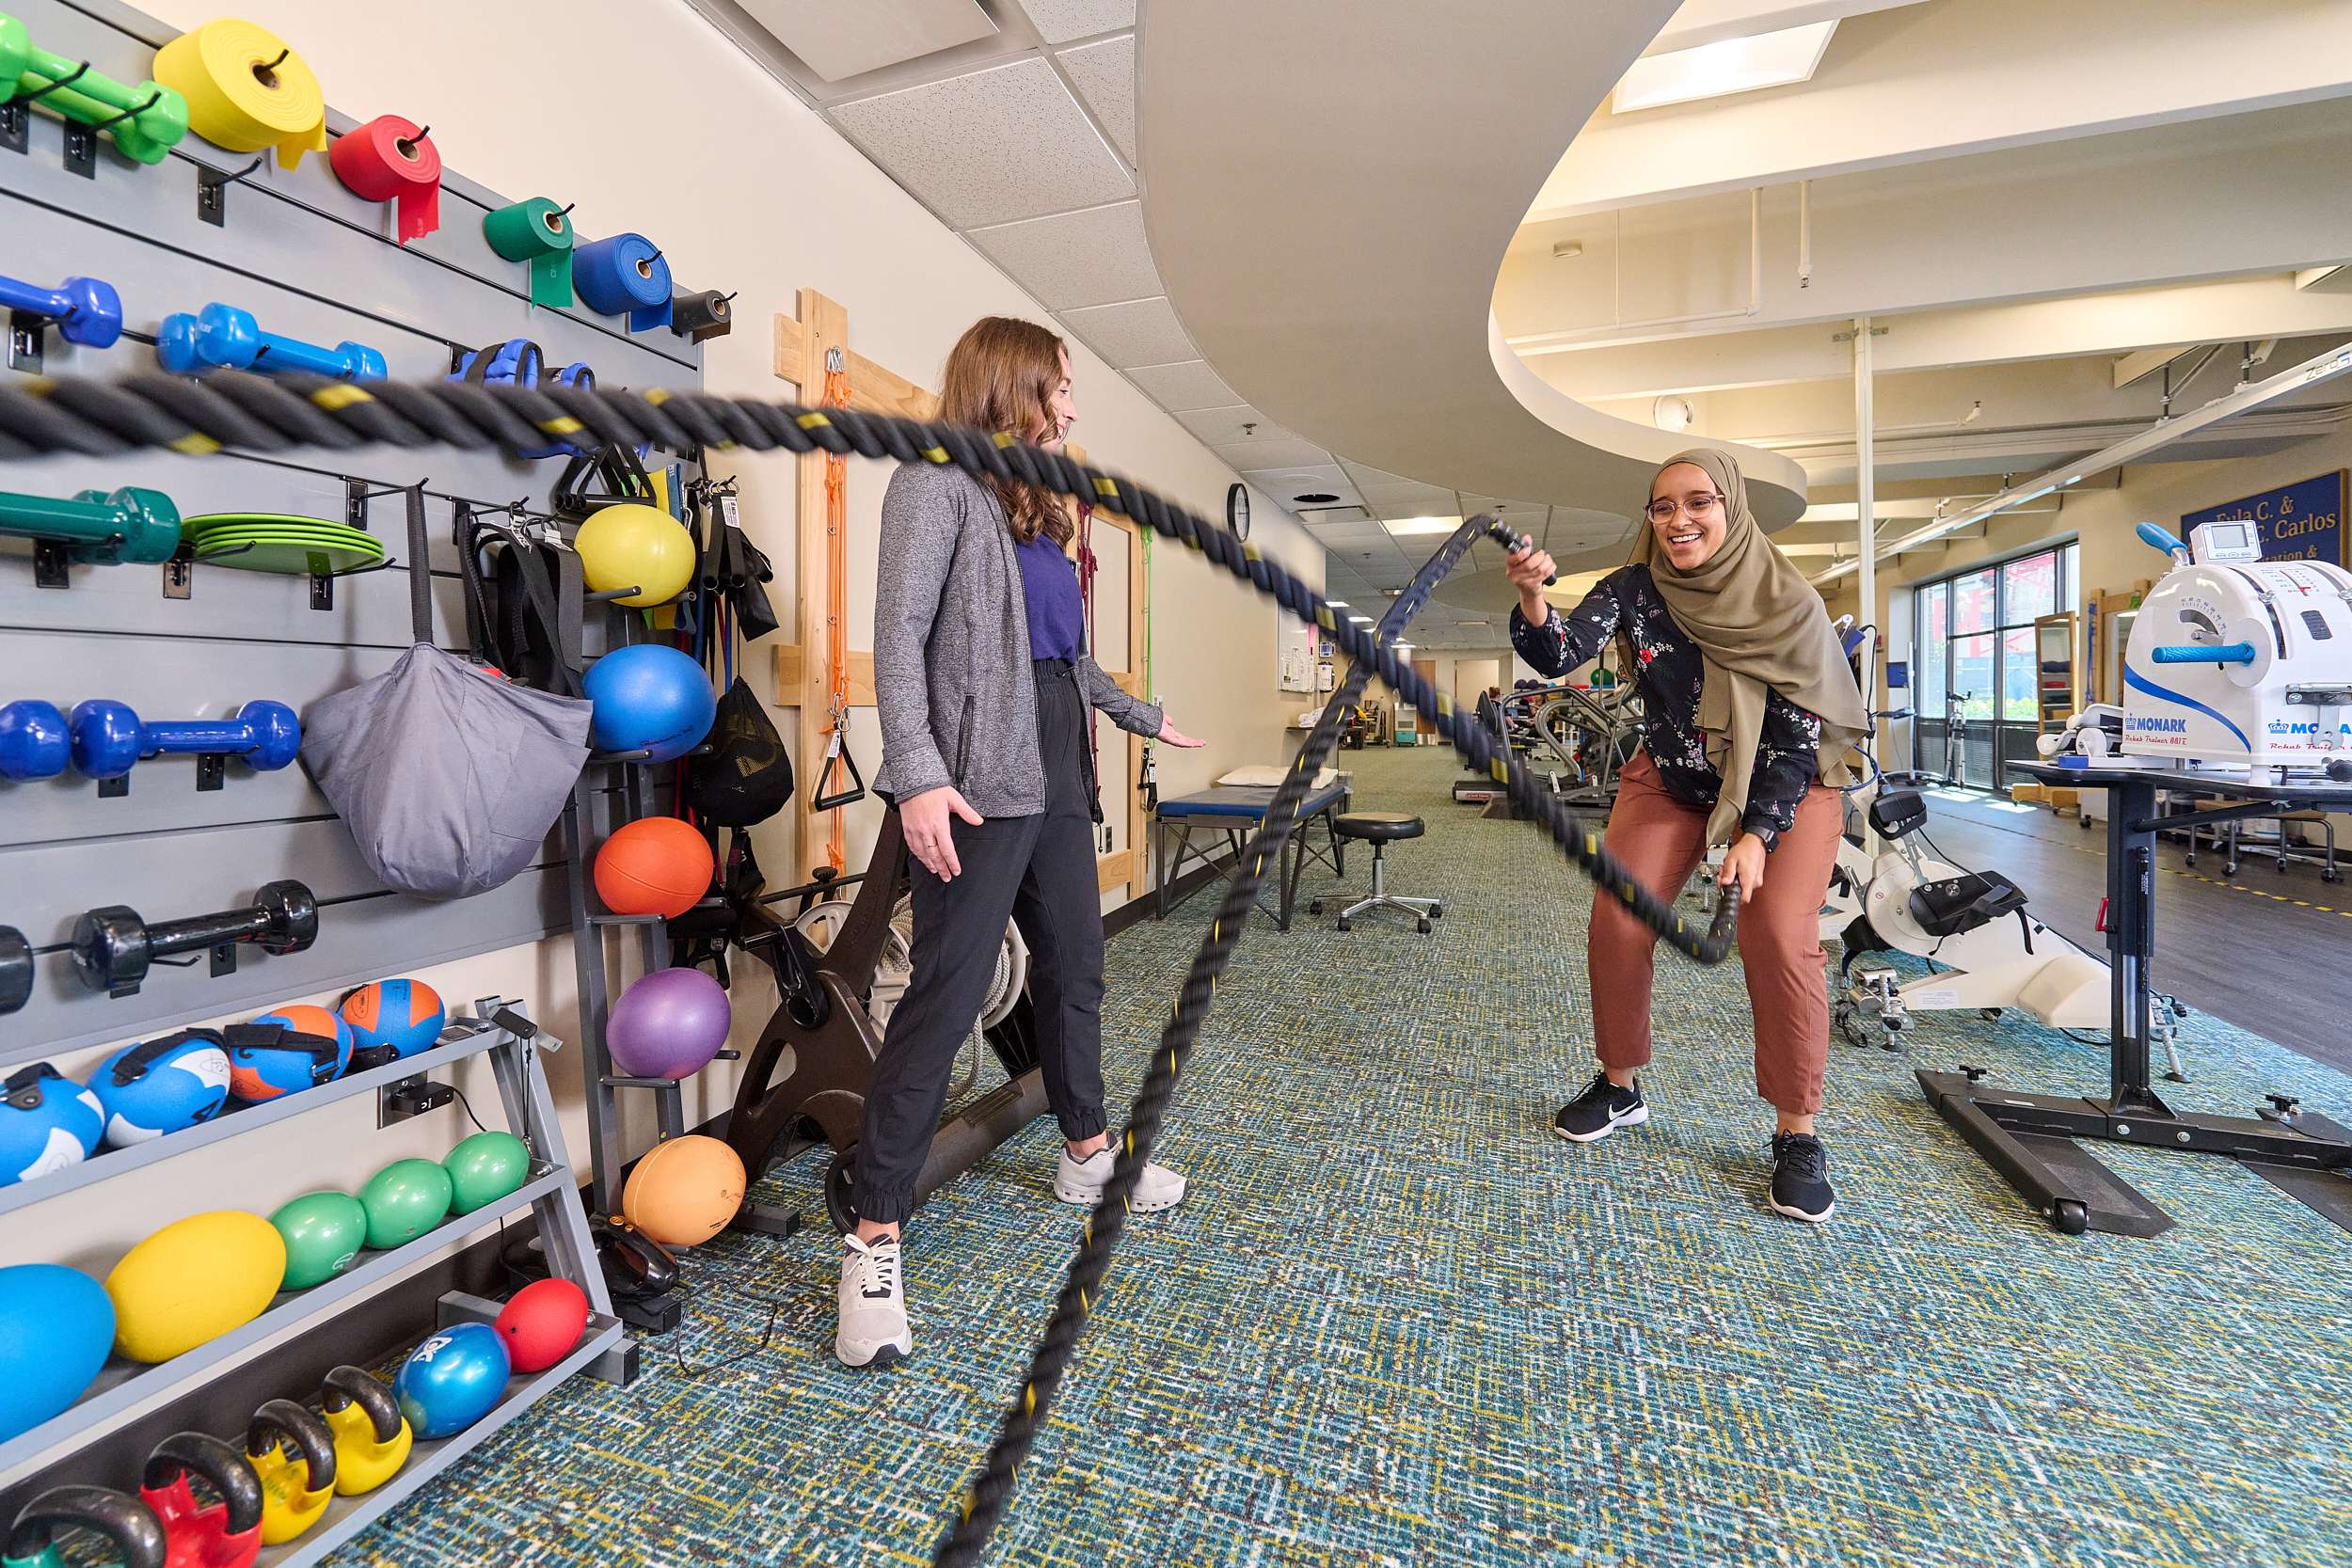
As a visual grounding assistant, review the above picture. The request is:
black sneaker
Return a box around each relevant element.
[1769,1132,1836,1223]
[1552,1071,1648,1143]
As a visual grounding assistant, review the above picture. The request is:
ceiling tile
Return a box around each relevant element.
[1058,35,1136,165]
[1127,358,1242,410]
[1357,481,1457,516]
[968,200,1161,309]
[1214,435,1335,471]
[1174,404,1292,446]
[1014,0,1134,43]
[1057,295,1196,368]
[739,0,998,82]
[829,57,1134,229]
[1298,504,1371,525]
[1338,459,1413,488]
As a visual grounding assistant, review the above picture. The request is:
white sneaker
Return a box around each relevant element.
[1053,1145,1187,1212]
[835,1234,912,1370]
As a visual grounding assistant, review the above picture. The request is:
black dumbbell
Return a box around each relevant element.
[72,880,319,996]
[0,926,29,1015]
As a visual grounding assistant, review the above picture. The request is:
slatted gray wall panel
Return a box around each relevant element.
[1,0,704,1063]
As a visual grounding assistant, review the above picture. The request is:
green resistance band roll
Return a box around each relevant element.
[483,197,576,309]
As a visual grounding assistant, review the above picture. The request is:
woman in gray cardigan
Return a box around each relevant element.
[838,316,1202,1369]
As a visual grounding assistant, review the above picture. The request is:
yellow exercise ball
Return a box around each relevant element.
[104,1210,286,1363]
[620,1134,744,1247]
[575,503,694,607]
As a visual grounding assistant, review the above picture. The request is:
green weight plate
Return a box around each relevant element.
[194,526,384,551]
[183,512,351,536]
[194,537,385,575]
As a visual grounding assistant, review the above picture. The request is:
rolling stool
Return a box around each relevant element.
[1311,812,1440,933]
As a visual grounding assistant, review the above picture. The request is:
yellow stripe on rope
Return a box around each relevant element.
[1023,1385,1037,1415]
[1489,758,1507,783]
[537,416,584,436]
[644,387,672,406]
[310,384,373,411]
[169,432,223,455]
[1317,606,1336,630]
[993,431,1017,448]
[796,411,832,430]
[1093,476,1120,497]
[923,445,949,463]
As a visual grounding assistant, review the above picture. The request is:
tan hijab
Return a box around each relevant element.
[1632,449,1868,846]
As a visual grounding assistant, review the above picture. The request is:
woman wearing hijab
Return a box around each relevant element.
[1504,450,1867,1222]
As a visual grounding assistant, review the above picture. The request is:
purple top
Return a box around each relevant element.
[1014,533,1084,660]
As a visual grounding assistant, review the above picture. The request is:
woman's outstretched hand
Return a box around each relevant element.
[1158,717,1204,749]
[904,784,983,879]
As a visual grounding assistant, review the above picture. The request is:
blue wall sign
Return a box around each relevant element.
[2181,470,2344,564]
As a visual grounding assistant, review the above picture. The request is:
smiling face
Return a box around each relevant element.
[1048,347,1076,444]
[1647,462,1729,571]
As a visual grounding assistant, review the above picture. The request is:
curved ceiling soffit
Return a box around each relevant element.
[1133,0,1810,593]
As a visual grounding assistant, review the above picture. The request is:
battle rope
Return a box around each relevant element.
[0,369,1739,1561]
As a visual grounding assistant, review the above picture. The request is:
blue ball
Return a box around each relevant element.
[229,1006,354,1103]
[583,644,715,763]
[394,1321,512,1438]
[342,977,446,1066]
[86,1032,232,1148]
[0,1065,103,1187]
[0,1263,114,1443]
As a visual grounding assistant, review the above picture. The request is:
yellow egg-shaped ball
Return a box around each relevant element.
[575,503,694,607]
[104,1210,287,1363]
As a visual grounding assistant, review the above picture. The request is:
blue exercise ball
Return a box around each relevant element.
[0,1262,115,1443]
[86,1031,232,1148]
[583,644,715,763]
[0,1064,103,1187]
[393,1321,512,1438]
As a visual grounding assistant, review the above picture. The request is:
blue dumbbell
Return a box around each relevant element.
[0,700,70,781]
[156,303,388,382]
[0,273,124,350]
[67,700,303,782]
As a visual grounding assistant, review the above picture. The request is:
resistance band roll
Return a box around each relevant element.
[153,18,326,170]
[571,233,673,332]
[328,115,441,245]
[483,198,576,309]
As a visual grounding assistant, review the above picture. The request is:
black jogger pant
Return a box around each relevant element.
[853,659,1108,1224]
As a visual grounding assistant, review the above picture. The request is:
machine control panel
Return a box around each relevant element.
[2189,519,2263,565]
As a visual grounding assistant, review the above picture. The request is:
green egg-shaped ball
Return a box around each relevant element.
[359,1158,454,1250]
[269,1191,369,1290]
[443,1132,532,1215]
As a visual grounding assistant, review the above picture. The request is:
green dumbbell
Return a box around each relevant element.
[0,15,190,166]
[0,487,182,567]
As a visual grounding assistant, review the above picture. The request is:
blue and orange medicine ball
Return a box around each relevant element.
[583,644,714,763]
[0,1064,104,1187]
[341,978,445,1069]
[229,1006,353,1103]
[86,1030,232,1148]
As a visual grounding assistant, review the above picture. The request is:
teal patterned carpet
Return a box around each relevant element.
[331,748,2352,1568]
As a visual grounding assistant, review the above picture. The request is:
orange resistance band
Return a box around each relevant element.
[821,357,852,872]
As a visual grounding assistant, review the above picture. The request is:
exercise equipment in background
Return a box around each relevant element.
[86,1029,232,1147]
[0,1064,103,1187]
[71,879,320,995]
[328,113,440,243]
[104,1210,286,1364]
[448,338,597,458]
[493,1278,588,1373]
[153,19,325,169]
[571,232,672,331]
[483,197,577,309]
[0,272,122,372]
[574,502,693,606]
[267,1190,368,1290]
[392,1322,510,1439]
[358,1157,453,1249]
[181,511,385,577]
[0,1263,115,1444]
[158,304,387,382]
[0,699,66,781]
[0,486,183,586]
[606,967,730,1080]
[2,1486,166,1568]
[62,698,301,789]
[443,1130,530,1214]
[226,1006,352,1102]
[670,288,733,343]
[619,1133,744,1247]
[318,1367,410,1496]
[138,1431,263,1568]
[340,976,446,1069]
[0,13,189,166]
[583,643,714,761]
[594,816,714,918]
[244,1399,335,1544]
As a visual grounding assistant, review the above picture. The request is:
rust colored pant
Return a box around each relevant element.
[1586,750,1842,1115]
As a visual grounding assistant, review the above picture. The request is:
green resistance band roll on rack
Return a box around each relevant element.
[0,369,1738,1565]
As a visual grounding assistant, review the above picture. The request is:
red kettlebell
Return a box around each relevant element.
[138,1433,262,1568]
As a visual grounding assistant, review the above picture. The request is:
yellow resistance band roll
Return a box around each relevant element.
[155,18,327,170]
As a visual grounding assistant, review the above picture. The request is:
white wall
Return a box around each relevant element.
[6,0,1323,1472]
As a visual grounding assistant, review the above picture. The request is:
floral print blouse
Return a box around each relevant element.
[1510,563,1821,850]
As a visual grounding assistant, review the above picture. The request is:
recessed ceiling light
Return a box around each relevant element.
[1327,600,1350,608]
[1613,20,1837,114]
[1294,491,1341,504]
[1463,620,1490,627]
[1383,515,1462,536]
[1653,395,1694,433]
[1348,614,1375,623]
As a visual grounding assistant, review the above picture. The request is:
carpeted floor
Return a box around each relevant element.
[330,747,2352,1568]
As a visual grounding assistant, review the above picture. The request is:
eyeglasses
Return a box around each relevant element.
[1645,493,1724,524]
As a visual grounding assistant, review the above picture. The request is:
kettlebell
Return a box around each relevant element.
[2,1485,165,1568]
[244,1400,336,1545]
[319,1366,411,1496]
[138,1432,262,1568]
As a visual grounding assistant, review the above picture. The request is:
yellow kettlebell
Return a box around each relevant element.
[320,1365,411,1495]
[246,1398,337,1544]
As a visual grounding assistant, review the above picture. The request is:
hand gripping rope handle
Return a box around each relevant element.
[0,371,1737,1563]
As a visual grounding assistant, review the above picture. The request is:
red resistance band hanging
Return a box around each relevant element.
[812,348,866,868]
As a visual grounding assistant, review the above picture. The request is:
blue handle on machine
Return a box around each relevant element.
[571,233,673,331]
[157,304,388,382]
[2137,521,2187,557]
[0,273,124,349]
[2150,642,2255,665]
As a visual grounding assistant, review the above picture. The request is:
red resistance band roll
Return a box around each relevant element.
[329,115,443,245]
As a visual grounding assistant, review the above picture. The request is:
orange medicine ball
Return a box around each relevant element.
[621,1135,745,1247]
[593,817,713,919]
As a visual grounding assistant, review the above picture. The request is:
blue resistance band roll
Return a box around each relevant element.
[571,234,673,332]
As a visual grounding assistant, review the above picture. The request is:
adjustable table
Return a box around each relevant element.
[1152,778,1352,930]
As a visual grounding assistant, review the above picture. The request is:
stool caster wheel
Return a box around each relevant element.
[1429,905,1444,919]
[2326,869,2342,885]
[2051,1199,2089,1236]
[1309,899,1323,916]
[1335,917,1352,932]
[1415,918,1431,934]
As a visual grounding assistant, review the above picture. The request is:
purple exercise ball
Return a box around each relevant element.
[607,968,730,1079]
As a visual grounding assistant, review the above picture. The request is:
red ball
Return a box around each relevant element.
[495,1277,590,1373]
[593,817,713,918]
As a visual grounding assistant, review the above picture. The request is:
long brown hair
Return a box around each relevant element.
[937,316,1072,546]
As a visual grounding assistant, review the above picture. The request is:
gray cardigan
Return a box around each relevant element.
[871,461,1164,818]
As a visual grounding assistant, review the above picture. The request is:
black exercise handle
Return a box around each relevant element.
[142,1430,265,1536]
[144,879,318,960]
[321,1365,405,1442]
[3,1484,168,1568]
[106,1027,226,1084]
[246,1399,338,1490]
[1484,518,1558,585]
[0,925,30,1015]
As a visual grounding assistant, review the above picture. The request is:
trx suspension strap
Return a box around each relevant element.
[811,347,865,862]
